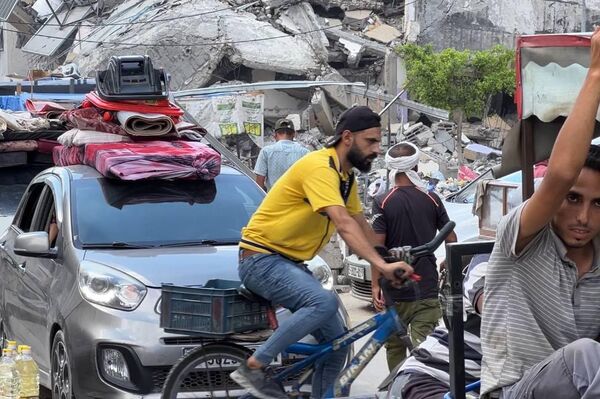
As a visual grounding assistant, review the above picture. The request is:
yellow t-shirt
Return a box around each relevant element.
[241,147,362,261]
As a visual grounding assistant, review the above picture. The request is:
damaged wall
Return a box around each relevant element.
[407,0,600,51]
[71,0,323,90]
[0,22,31,78]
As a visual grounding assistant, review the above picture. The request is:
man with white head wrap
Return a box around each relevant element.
[372,142,458,370]
[385,142,428,191]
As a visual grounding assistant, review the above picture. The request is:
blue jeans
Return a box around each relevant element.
[239,253,348,398]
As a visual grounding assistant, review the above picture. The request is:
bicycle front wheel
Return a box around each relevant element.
[161,343,253,399]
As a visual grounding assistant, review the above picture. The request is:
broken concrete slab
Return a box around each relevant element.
[276,2,329,63]
[343,10,372,27]
[320,17,343,28]
[309,0,384,12]
[317,71,353,108]
[427,137,449,156]
[322,23,389,57]
[365,23,401,44]
[262,0,302,8]
[263,90,308,119]
[338,38,365,67]
[402,122,434,147]
[433,126,455,153]
[224,14,322,75]
[463,143,502,162]
[310,88,335,135]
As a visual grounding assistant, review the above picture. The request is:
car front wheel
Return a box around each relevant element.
[51,331,74,399]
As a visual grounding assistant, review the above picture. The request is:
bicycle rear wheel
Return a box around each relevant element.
[161,343,253,399]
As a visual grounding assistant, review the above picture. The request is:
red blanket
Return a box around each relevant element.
[61,108,127,136]
[53,145,85,166]
[25,99,68,118]
[84,92,184,117]
[84,141,221,181]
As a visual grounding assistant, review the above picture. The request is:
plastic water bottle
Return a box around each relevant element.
[15,346,38,399]
[4,343,16,357]
[0,348,20,398]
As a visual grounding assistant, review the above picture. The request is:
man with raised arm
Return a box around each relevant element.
[481,29,600,399]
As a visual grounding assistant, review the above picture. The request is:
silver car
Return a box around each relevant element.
[0,165,346,398]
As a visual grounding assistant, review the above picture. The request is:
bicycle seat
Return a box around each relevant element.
[238,284,270,305]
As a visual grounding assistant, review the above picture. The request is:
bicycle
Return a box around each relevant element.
[160,221,456,398]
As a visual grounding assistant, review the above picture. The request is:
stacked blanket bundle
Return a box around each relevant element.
[51,91,217,181]
[83,141,221,181]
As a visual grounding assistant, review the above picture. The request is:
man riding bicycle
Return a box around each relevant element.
[231,106,412,399]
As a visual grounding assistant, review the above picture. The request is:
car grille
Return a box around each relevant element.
[350,279,372,301]
[149,359,305,393]
[150,366,241,393]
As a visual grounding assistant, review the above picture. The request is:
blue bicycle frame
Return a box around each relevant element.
[268,303,407,398]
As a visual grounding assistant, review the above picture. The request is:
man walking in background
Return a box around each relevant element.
[254,118,309,191]
[372,142,457,370]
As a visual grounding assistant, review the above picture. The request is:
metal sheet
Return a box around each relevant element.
[0,0,18,21]
[345,86,450,120]
[22,4,92,56]
[521,61,595,122]
[172,80,366,98]
[31,0,63,19]
[516,34,591,119]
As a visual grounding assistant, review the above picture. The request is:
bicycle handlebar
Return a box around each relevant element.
[381,221,456,284]
[409,221,456,258]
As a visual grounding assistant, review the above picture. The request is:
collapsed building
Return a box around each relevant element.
[0,0,543,190]
[0,0,419,164]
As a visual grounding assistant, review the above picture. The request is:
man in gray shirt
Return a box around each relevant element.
[254,118,309,191]
[481,29,600,399]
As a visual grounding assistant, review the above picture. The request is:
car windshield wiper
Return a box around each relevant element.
[82,242,155,249]
[157,240,239,248]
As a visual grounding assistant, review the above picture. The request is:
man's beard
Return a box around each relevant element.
[348,145,375,172]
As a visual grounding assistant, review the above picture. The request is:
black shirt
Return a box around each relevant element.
[372,186,450,301]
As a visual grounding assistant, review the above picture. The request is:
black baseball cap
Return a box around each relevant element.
[274,118,295,133]
[325,106,381,147]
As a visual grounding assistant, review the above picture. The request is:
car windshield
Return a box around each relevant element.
[71,173,264,247]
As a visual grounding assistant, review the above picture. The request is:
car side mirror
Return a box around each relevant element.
[14,232,57,259]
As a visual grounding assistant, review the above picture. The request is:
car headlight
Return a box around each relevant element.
[307,256,334,290]
[79,261,147,311]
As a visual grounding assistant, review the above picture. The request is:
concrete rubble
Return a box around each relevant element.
[364,23,401,44]
[21,0,406,89]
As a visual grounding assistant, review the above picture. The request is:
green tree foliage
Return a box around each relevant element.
[396,44,516,117]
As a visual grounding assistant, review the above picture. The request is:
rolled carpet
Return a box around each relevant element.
[116,111,175,137]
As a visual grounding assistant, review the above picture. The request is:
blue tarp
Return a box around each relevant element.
[0,96,24,111]
[18,92,86,103]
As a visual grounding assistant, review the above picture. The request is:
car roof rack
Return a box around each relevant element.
[96,55,170,101]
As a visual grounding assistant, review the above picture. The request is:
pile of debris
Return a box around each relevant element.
[394,115,511,196]
[20,0,406,90]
